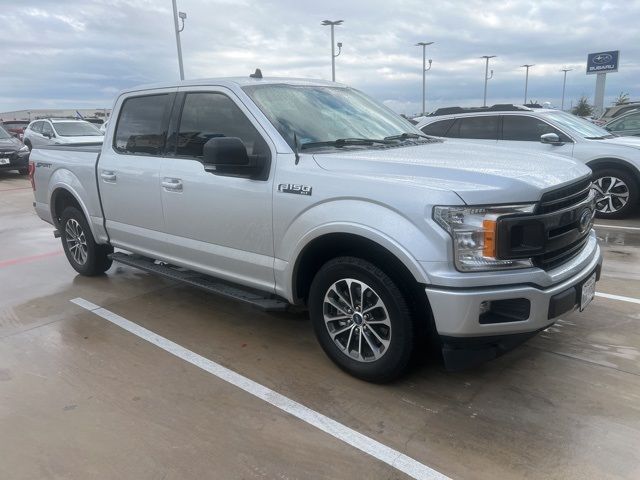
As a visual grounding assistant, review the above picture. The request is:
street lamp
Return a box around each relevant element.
[321,20,343,82]
[560,68,572,111]
[521,64,534,104]
[416,42,434,115]
[172,0,187,80]
[481,55,496,107]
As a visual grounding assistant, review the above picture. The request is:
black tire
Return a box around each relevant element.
[308,256,414,383]
[592,168,638,219]
[18,168,28,175]
[24,140,32,151]
[60,206,113,276]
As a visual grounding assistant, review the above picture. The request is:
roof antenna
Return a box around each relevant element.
[250,68,263,79]
[293,132,301,165]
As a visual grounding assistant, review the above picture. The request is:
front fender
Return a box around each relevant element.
[274,199,448,301]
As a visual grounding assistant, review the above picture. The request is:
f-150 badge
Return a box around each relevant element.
[278,183,312,196]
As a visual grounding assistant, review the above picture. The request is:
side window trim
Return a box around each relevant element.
[111,91,177,157]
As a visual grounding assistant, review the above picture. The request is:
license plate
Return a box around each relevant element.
[580,273,596,311]
[0,158,9,165]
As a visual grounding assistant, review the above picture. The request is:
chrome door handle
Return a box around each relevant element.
[101,170,116,182]
[162,178,183,191]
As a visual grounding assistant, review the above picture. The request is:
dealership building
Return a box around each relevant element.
[0,108,111,122]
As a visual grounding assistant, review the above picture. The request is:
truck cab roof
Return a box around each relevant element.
[119,77,345,96]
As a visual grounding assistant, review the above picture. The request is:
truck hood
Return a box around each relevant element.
[312,141,591,205]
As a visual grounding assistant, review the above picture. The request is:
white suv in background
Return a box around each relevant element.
[23,118,104,150]
[417,105,640,218]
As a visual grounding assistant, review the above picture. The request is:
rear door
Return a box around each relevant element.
[28,121,44,147]
[443,115,499,145]
[499,114,574,157]
[97,89,176,254]
[158,87,275,291]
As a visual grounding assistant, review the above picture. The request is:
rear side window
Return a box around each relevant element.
[502,115,569,142]
[421,119,454,137]
[175,92,269,159]
[448,116,499,140]
[114,94,170,155]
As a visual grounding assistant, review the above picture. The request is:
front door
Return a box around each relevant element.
[159,88,275,292]
[97,90,176,254]
[499,114,575,157]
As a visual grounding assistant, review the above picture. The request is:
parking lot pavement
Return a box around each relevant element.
[1,171,639,480]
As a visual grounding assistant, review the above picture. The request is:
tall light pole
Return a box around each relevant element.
[172,0,187,80]
[560,68,572,111]
[321,20,343,82]
[481,55,496,107]
[521,64,534,104]
[416,42,434,115]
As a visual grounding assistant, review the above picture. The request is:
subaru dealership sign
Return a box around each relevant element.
[586,50,619,75]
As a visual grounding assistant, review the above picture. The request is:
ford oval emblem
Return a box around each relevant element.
[593,54,613,64]
[579,208,592,232]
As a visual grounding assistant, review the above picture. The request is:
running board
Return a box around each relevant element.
[109,252,289,311]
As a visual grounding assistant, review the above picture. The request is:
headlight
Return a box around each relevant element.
[18,145,29,153]
[434,204,535,272]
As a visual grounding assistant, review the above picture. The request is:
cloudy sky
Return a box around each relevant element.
[1,0,639,116]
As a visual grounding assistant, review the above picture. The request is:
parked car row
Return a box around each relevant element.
[417,104,640,218]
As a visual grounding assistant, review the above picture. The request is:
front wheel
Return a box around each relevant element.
[60,206,113,276]
[592,168,638,219]
[18,168,28,175]
[308,256,414,383]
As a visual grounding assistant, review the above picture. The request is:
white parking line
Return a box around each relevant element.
[70,297,450,480]
[596,292,640,305]
[594,224,640,231]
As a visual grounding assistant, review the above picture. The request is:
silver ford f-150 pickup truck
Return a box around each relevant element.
[30,76,602,382]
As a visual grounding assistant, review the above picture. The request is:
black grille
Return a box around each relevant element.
[537,178,592,214]
[496,178,595,271]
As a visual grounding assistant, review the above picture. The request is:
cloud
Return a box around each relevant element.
[1,0,638,115]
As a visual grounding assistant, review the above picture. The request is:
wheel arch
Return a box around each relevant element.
[587,158,640,185]
[290,231,428,306]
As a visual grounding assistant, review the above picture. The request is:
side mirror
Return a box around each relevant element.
[202,137,258,177]
[540,132,563,145]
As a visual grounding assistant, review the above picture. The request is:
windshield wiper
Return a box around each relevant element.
[300,137,392,150]
[383,132,429,141]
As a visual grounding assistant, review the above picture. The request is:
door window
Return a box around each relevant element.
[448,116,499,139]
[41,122,54,137]
[421,119,454,137]
[175,92,269,159]
[502,115,569,142]
[114,94,170,155]
[31,121,43,133]
[609,113,640,132]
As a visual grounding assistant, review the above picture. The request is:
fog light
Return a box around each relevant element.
[479,301,491,315]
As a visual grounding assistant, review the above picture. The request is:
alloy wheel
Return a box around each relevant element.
[322,278,392,362]
[65,218,88,265]
[592,176,630,214]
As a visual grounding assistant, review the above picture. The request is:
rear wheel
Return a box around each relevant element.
[18,168,28,175]
[308,256,414,383]
[24,140,32,151]
[60,206,113,276]
[591,168,638,219]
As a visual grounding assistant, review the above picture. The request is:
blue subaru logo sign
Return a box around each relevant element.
[586,50,619,75]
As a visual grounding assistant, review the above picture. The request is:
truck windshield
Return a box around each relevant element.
[53,121,103,137]
[243,84,423,150]
[542,111,614,139]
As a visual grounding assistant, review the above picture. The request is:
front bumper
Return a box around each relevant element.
[425,237,603,370]
[0,152,29,170]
